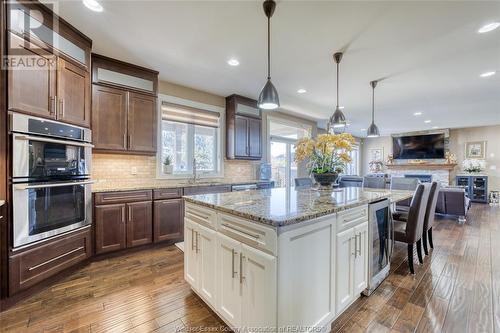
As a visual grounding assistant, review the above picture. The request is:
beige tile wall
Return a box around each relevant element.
[91,153,259,191]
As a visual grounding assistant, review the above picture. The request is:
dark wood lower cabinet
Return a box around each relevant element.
[95,204,126,254]
[9,227,92,295]
[127,201,153,248]
[154,199,183,243]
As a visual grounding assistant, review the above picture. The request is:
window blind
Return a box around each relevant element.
[161,102,220,128]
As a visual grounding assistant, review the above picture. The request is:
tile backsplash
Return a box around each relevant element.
[92,153,260,191]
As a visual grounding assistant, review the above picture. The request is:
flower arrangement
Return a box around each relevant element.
[295,133,355,181]
[462,159,486,173]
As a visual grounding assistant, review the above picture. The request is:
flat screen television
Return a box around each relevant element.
[392,133,445,159]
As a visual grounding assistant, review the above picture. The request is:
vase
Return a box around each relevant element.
[163,165,173,174]
[312,172,339,189]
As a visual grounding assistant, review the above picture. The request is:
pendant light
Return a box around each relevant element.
[258,0,280,110]
[366,80,380,138]
[329,52,346,131]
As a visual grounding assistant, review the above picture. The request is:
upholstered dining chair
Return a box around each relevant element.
[390,177,419,210]
[392,183,430,274]
[422,182,440,255]
[363,176,386,189]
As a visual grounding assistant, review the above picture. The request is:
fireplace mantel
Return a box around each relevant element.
[386,163,457,171]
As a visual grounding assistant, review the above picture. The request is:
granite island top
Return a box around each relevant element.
[184,187,414,227]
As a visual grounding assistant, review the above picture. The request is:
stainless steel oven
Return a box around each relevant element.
[10,113,93,248]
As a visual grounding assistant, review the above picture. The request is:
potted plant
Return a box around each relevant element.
[462,159,486,173]
[163,155,173,174]
[295,133,355,188]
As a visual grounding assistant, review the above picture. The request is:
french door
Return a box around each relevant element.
[270,138,297,188]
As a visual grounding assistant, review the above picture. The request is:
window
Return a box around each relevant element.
[344,145,360,175]
[268,118,311,188]
[159,100,222,177]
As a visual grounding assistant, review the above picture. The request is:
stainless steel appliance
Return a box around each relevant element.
[10,113,93,248]
[363,198,393,296]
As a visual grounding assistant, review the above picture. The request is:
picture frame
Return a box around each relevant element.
[465,141,486,159]
[368,148,384,162]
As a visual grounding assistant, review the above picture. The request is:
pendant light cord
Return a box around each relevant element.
[267,16,271,79]
[372,85,375,123]
[336,62,339,108]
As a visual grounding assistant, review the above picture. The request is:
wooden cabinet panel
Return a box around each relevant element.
[154,199,183,243]
[335,227,355,314]
[184,219,199,288]
[353,222,368,295]
[128,92,157,153]
[248,118,262,159]
[126,201,153,248]
[234,116,248,157]
[92,85,128,151]
[57,58,90,127]
[197,224,217,307]
[153,188,182,200]
[95,204,126,254]
[9,227,92,295]
[8,33,56,119]
[94,190,152,205]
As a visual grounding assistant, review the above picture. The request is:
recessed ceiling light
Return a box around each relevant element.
[480,71,496,78]
[82,0,103,12]
[227,58,240,66]
[413,112,422,116]
[424,120,431,124]
[478,22,500,34]
[297,88,307,94]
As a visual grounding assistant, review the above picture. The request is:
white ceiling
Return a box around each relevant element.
[51,0,500,136]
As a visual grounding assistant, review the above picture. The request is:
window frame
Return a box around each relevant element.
[156,94,225,179]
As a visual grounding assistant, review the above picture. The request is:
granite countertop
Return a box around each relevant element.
[91,180,272,193]
[184,187,414,227]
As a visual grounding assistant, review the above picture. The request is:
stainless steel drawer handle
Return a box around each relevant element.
[343,212,366,223]
[221,223,260,239]
[231,249,238,278]
[15,180,94,190]
[28,246,84,271]
[14,134,94,148]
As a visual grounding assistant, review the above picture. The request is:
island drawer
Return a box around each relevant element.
[94,190,153,205]
[218,213,277,255]
[337,205,368,233]
[185,202,217,229]
[154,188,183,200]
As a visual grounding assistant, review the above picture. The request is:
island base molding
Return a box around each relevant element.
[183,202,370,332]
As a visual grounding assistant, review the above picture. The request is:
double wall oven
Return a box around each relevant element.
[11,113,93,249]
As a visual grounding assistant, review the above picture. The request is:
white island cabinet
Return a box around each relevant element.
[184,200,369,332]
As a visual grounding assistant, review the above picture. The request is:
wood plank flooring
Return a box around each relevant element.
[0,204,498,333]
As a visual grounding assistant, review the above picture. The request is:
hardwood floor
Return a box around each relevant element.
[0,204,498,333]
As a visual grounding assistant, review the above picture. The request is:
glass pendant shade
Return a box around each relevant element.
[366,122,380,137]
[330,107,346,128]
[258,78,280,110]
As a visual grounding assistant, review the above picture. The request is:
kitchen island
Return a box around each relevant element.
[183,187,413,333]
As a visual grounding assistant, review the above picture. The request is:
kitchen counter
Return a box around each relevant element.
[91,180,272,193]
[184,186,413,227]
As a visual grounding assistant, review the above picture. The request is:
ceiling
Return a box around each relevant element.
[51,0,500,136]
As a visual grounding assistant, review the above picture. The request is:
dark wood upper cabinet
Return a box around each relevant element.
[95,204,127,254]
[128,92,157,153]
[126,201,153,248]
[7,32,56,119]
[92,85,128,151]
[226,94,262,160]
[154,199,183,243]
[57,58,91,127]
[92,54,158,154]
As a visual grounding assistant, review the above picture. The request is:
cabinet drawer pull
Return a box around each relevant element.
[59,98,65,118]
[191,229,195,251]
[354,234,358,258]
[231,249,238,278]
[50,96,56,115]
[195,231,199,253]
[357,233,362,256]
[342,211,366,223]
[239,253,245,284]
[28,246,84,271]
[221,223,260,239]
[121,206,126,224]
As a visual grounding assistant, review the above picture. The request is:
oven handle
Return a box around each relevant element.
[14,180,95,190]
[13,134,94,148]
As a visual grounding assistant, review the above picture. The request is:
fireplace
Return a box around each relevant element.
[404,174,433,183]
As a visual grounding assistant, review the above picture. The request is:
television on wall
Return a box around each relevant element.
[392,133,445,159]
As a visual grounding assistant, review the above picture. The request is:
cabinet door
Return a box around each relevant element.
[197,224,217,307]
[8,33,56,119]
[92,85,128,151]
[126,201,153,248]
[216,233,242,328]
[57,58,90,127]
[353,222,369,295]
[242,244,277,333]
[128,92,157,153]
[184,219,199,288]
[335,228,355,314]
[234,116,249,157]
[248,118,262,159]
[95,204,127,254]
[153,199,183,243]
